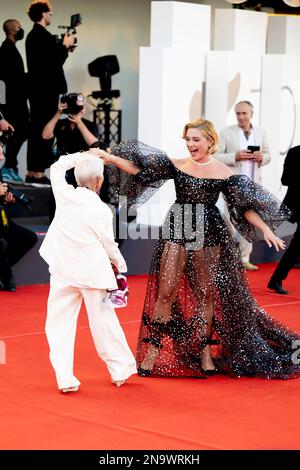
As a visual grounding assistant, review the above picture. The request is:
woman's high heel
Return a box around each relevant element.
[142,320,165,349]
[202,367,218,376]
[139,320,166,376]
[137,366,152,377]
[200,338,219,375]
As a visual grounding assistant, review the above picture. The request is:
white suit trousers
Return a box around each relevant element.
[45,275,137,389]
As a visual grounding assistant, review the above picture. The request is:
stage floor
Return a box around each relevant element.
[0,263,300,450]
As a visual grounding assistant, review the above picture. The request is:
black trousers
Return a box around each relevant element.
[0,220,38,283]
[271,221,300,282]
[27,93,58,172]
[4,122,28,171]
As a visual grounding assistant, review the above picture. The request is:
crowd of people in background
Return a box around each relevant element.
[0,1,75,186]
[0,2,106,292]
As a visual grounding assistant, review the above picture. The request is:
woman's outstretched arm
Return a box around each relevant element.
[89,148,141,175]
[244,209,286,252]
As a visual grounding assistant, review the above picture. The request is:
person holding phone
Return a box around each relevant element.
[215,100,271,271]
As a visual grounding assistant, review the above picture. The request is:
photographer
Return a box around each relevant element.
[42,95,100,154]
[25,1,75,186]
[0,142,38,291]
[42,95,108,220]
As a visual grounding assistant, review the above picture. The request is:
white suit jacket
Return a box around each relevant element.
[39,153,127,289]
[215,124,271,183]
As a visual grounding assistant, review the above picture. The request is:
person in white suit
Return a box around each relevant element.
[39,150,137,392]
[215,100,271,271]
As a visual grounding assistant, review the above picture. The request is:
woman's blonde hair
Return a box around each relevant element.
[182,118,219,155]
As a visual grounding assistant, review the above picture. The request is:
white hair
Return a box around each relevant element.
[74,156,104,189]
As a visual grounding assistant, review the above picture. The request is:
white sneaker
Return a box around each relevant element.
[112,380,126,387]
[61,386,79,393]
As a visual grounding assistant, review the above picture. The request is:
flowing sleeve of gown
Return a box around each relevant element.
[106,139,174,208]
[222,175,291,242]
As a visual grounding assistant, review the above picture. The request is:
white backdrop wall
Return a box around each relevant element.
[261,54,300,198]
[134,3,300,235]
[205,51,262,131]
[137,2,210,225]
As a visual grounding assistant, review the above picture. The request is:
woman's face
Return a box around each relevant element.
[184,128,211,158]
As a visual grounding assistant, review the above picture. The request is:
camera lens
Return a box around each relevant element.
[7,185,32,210]
[0,129,14,145]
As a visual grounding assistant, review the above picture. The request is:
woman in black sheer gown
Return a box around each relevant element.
[97,119,300,379]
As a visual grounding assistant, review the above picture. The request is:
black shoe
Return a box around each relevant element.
[137,366,152,377]
[200,337,220,376]
[25,175,51,187]
[142,320,166,349]
[267,280,288,295]
[0,275,16,292]
[202,368,218,376]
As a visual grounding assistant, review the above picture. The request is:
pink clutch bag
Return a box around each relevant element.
[107,273,129,308]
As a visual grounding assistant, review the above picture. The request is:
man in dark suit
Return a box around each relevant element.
[25,1,74,186]
[0,19,29,184]
[268,145,300,294]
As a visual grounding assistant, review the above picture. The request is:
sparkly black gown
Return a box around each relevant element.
[110,141,300,379]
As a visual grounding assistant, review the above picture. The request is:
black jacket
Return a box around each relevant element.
[26,23,68,97]
[0,38,29,123]
[54,118,99,157]
[281,145,300,222]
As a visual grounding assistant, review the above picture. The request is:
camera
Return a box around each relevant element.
[60,93,84,115]
[0,128,14,145]
[7,185,33,211]
[55,13,82,52]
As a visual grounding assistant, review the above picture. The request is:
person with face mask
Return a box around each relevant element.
[0,19,29,184]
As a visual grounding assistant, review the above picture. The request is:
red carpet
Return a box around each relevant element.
[0,263,300,450]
